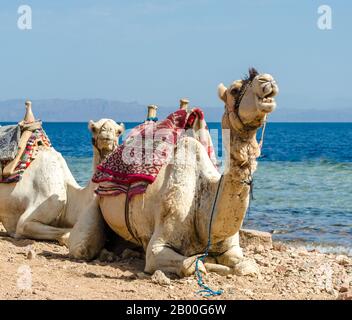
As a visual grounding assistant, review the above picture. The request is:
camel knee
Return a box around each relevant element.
[17,220,34,237]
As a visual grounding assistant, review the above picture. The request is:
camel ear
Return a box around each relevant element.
[116,122,125,136]
[218,83,227,103]
[88,120,97,133]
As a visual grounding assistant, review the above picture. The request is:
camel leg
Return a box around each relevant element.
[15,198,70,245]
[16,221,71,245]
[215,232,243,267]
[69,205,106,261]
[145,235,206,277]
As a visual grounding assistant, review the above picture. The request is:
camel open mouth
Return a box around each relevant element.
[255,95,277,113]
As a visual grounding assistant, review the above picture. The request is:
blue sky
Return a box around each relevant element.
[0,0,351,113]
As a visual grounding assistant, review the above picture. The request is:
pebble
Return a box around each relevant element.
[151,270,171,286]
[98,249,115,262]
[336,255,350,266]
[26,249,36,260]
[339,284,349,293]
[234,259,260,277]
[254,245,265,254]
[337,290,352,300]
[243,289,254,297]
[121,248,141,260]
[273,243,287,252]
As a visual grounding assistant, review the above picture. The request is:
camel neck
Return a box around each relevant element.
[210,128,259,244]
[92,146,108,174]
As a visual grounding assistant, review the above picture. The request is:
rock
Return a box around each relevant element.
[336,255,350,266]
[297,247,309,256]
[339,284,349,293]
[242,289,254,297]
[274,265,287,274]
[234,259,260,277]
[246,244,255,252]
[337,290,352,300]
[227,288,236,295]
[240,229,273,249]
[151,270,171,286]
[26,249,36,260]
[254,244,265,254]
[121,248,141,260]
[273,242,287,252]
[98,249,115,262]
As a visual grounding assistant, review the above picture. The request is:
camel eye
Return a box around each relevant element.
[230,88,239,95]
[117,130,122,135]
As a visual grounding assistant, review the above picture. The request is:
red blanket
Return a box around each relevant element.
[92,109,217,198]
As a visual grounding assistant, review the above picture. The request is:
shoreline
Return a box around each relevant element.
[0,225,351,300]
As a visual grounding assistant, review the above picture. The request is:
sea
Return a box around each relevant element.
[1,122,351,255]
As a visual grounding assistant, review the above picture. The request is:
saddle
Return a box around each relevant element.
[0,101,49,181]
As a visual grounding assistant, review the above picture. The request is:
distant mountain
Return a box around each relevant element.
[0,99,351,122]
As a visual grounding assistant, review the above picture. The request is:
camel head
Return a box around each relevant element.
[218,68,279,131]
[89,119,125,159]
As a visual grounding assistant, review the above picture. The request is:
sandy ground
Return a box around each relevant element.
[0,225,351,300]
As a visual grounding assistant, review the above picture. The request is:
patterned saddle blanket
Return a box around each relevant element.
[92,108,217,198]
[0,125,21,162]
[0,128,52,184]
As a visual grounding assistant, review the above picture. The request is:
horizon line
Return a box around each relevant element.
[1,121,352,124]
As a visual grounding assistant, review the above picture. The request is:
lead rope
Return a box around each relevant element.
[195,174,224,297]
[195,117,269,296]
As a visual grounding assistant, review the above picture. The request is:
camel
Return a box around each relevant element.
[0,102,125,246]
[69,68,279,277]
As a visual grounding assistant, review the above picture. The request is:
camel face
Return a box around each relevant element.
[89,119,125,153]
[218,69,279,129]
[252,73,279,114]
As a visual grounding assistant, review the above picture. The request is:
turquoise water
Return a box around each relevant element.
[2,122,351,254]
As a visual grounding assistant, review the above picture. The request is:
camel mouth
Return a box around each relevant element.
[256,95,276,113]
[263,91,276,99]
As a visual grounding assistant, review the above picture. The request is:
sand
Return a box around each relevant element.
[0,225,351,300]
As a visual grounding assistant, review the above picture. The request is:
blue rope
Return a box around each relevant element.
[195,175,224,298]
[195,240,223,297]
[146,117,158,122]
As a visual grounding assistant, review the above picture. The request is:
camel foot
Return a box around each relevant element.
[69,245,97,261]
[216,246,243,268]
[58,232,70,247]
[180,256,207,277]
[204,263,231,276]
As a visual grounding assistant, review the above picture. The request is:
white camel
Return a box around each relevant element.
[0,104,124,246]
[69,69,279,277]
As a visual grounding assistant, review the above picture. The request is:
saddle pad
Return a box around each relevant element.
[0,125,21,161]
[93,109,218,198]
[0,128,52,184]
